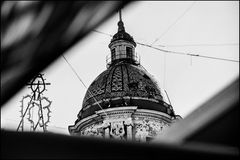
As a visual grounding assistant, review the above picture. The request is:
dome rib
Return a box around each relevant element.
[79,63,174,120]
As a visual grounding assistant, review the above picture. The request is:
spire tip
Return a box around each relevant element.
[117,9,124,32]
[119,9,122,21]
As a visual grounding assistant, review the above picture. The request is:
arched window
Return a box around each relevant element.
[126,47,132,59]
[111,48,116,61]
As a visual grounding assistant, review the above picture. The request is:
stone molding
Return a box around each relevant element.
[69,106,173,137]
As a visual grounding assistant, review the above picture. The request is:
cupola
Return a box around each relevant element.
[107,10,139,68]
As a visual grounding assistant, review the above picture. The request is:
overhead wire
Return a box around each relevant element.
[92,30,239,63]
[136,42,239,63]
[93,29,113,37]
[156,43,239,47]
[61,55,109,118]
[150,1,197,46]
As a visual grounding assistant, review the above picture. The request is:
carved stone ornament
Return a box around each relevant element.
[110,121,125,139]
[134,118,170,141]
[81,122,104,137]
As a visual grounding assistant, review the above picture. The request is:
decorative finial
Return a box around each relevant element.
[117,9,125,32]
[119,9,122,22]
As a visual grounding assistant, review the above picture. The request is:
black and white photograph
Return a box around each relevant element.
[1,1,239,159]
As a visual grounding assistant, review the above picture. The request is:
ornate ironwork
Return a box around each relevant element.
[17,73,51,132]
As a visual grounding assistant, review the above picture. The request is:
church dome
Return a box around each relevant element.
[77,61,175,121]
[69,11,181,141]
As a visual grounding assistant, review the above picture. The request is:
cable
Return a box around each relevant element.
[150,1,196,46]
[93,29,113,37]
[93,29,238,48]
[62,55,108,118]
[156,43,239,47]
[191,54,239,63]
[136,42,239,63]
[93,29,239,63]
[164,90,172,106]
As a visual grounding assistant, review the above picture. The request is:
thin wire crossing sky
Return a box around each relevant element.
[1,1,239,135]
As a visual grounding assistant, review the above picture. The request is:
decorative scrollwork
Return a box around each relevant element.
[17,73,51,132]
[110,121,125,139]
[134,118,169,142]
[81,123,104,137]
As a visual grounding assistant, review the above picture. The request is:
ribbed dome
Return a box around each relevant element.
[77,62,175,121]
[70,11,181,140]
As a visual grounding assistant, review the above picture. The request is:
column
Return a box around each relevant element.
[126,125,132,140]
[124,118,133,141]
[103,121,110,139]
[105,127,110,139]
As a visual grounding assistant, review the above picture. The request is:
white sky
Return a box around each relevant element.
[1,1,239,135]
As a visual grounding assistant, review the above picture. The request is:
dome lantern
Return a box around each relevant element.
[107,10,139,68]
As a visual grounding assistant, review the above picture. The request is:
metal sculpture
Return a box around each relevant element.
[17,73,51,132]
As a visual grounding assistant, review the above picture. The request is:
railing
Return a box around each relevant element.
[106,52,140,68]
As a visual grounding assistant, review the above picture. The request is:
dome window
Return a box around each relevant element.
[111,48,116,61]
[126,47,133,59]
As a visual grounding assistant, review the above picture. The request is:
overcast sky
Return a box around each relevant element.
[1,1,239,135]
